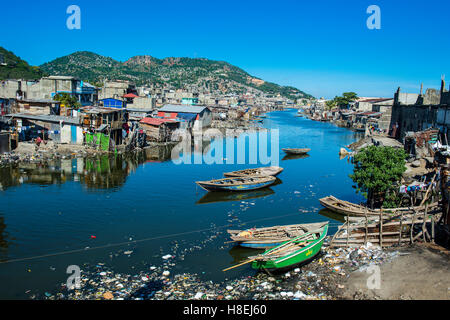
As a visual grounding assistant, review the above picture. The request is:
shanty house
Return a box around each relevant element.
[139,117,180,142]
[78,106,126,145]
[7,113,84,144]
[156,104,211,130]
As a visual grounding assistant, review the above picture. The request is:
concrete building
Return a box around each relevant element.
[99,80,137,100]
[0,76,98,106]
[389,79,450,141]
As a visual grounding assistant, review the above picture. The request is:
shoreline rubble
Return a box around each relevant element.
[36,237,402,301]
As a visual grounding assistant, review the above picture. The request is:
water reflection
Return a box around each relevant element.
[196,188,275,205]
[144,144,177,163]
[228,246,264,264]
[282,154,310,161]
[0,215,10,261]
[318,208,345,223]
[0,146,179,191]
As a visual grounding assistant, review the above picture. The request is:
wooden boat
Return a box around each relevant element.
[319,195,439,217]
[223,166,283,178]
[227,222,328,249]
[196,176,276,192]
[282,148,310,155]
[249,223,328,272]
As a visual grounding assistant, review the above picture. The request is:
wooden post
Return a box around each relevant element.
[431,214,435,243]
[410,209,417,244]
[423,205,428,242]
[364,208,368,245]
[398,210,404,245]
[379,209,383,248]
[346,214,350,247]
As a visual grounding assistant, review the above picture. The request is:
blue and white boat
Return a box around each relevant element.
[195,176,276,192]
[227,222,328,249]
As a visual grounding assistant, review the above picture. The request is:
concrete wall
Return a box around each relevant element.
[0,133,10,154]
[128,97,155,109]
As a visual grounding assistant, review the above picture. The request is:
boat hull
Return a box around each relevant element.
[239,242,283,249]
[282,148,311,155]
[223,166,283,178]
[196,177,276,192]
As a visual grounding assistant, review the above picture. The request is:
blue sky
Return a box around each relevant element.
[1,0,449,98]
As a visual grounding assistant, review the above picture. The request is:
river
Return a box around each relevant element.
[0,109,364,299]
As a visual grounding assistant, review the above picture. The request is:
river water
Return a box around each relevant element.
[0,109,364,299]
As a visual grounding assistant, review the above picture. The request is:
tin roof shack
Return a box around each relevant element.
[78,106,126,146]
[15,98,60,115]
[7,113,83,144]
[126,108,154,121]
[139,117,180,142]
[404,128,439,158]
[157,104,212,131]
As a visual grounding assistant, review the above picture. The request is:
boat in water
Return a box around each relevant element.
[227,221,328,249]
[282,148,311,155]
[249,223,328,272]
[196,176,276,192]
[223,166,283,178]
[319,195,439,217]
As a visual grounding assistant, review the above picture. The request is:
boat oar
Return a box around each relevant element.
[222,258,260,272]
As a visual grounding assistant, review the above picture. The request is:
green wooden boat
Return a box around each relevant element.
[250,223,328,272]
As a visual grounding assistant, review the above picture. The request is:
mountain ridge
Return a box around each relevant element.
[40,51,314,100]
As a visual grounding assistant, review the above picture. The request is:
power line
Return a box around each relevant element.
[0,213,341,264]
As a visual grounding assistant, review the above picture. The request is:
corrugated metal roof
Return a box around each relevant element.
[6,113,81,125]
[158,104,208,114]
[140,117,178,126]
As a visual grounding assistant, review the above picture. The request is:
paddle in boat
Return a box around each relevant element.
[223,166,283,178]
[282,148,311,155]
[227,222,328,249]
[196,176,276,192]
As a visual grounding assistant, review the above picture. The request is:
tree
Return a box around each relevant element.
[325,99,336,110]
[332,92,359,108]
[349,146,407,208]
[342,92,358,102]
[53,92,80,109]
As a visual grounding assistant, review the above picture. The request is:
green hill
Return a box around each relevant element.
[0,47,45,80]
[40,51,314,100]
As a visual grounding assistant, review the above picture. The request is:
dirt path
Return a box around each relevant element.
[341,244,450,300]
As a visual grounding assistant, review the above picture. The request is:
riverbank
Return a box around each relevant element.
[36,239,449,300]
[0,119,260,167]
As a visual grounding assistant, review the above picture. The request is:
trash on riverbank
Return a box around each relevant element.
[37,237,401,301]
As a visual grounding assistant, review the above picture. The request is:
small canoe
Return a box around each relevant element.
[250,223,328,272]
[196,176,276,192]
[282,148,311,155]
[223,166,283,178]
[227,222,328,249]
[319,195,440,217]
